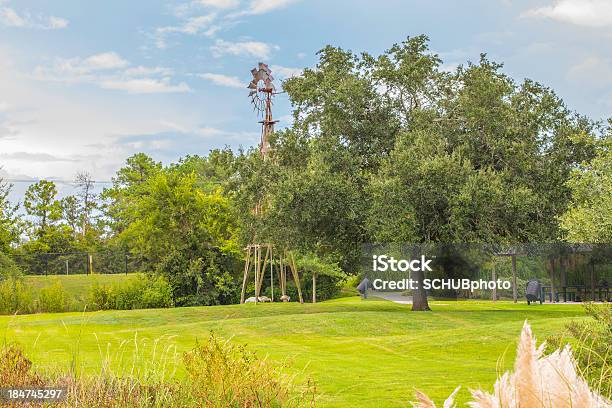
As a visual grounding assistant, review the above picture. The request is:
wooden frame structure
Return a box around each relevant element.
[240,244,304,304]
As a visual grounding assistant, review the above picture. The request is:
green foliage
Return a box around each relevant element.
[88,274,174,310]
[0,177,21,251]
[23,179,61,237]
[295,252,347,301]
[0,278,34,314]
[546,303,611,398]
[38,280,68,313]
[112,165,240,306]
[184,333,316,407]
[561,133,612,242]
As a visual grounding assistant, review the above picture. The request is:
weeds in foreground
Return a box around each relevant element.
[546,303,611,399]
[0,333,316,407]
[412,321,612,408]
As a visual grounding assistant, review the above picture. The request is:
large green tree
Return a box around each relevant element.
[0,176,21,252]
[560,130,611,242]
[115,167,240,305]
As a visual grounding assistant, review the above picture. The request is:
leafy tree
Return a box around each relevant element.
[0,176,21,252]
[60,195,79,237]
[75,171,98,237]
[23,180,61,238]
[117,169,240,305]
[103,153,162,235]
[560,131,611,242]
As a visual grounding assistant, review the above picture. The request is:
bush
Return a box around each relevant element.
[38,280,68,313]
[546,303,611,399]
[0,278,35,314]
[88,274,174,311]
[184,333,316,407]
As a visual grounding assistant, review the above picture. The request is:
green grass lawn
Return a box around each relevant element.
[0,298,585,407]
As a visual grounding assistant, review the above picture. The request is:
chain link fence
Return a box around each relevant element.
[10,251,141,275]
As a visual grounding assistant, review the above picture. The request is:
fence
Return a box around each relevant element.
[10,251,142,275]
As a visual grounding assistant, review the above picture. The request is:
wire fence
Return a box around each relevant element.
[10,251,142,275]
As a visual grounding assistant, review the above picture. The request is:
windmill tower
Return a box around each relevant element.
[240,63,304,304]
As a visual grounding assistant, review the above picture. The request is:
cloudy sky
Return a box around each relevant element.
[1,0,611,198]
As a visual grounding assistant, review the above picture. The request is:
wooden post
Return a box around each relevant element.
[550,258,556,303]
[255,246,261,304]
[511,254,517,303]
[289,252,304,304]
[256,245,269,296]
[270,246,274,302]
[590,261,596,301]
[279,254,286,297]
[491,261,497,302]
[241,246,251,304]
[312,273,317,303]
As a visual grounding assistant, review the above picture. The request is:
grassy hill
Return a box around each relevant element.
[0,298,586,407]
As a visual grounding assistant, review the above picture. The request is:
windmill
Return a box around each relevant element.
[240,63,304,305]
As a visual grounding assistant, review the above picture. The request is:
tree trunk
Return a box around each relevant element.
[491,261,497,302]
[411,268,430,311]
[511,254,517,303]
[312,273,317,303]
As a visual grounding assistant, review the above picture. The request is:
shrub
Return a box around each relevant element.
[184,333,316,407]
[546,303,611,399]
[0,278,35,314]
[88,274,174,311]
[88,282,115,310]
[140,276,174,309]
[38,280,68,313]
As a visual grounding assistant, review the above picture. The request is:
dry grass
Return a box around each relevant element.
[412,321,612,408]
[0,333,316,408]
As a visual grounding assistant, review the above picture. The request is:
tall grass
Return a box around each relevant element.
[0,332,316,407]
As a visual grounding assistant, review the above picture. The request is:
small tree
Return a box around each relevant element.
[296,252,345,303]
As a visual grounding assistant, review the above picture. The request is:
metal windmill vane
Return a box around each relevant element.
[248,62,278,158]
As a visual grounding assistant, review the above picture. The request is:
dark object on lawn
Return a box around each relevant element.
[357,278,370,299]
[526,279,543,305]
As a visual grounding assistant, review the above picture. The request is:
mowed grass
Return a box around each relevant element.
[0,298,586,407]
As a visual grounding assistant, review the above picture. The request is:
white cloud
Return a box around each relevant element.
[157,12,216,35]
[270,65,302,79]
[100,78,191,94]
[234,0,299,16]
[567,56,612,85]
[32,52,190,94]
[522,0,612,28]
[154,12,218,49]
[83,52,128,70]
[0,5,68,29]
[195,0,240,9]
[199,72,244,88]
[211,39,278,59]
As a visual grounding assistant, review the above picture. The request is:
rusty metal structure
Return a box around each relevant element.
[240,63,303,305]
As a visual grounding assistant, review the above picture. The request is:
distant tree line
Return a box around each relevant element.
[1,36,610,308]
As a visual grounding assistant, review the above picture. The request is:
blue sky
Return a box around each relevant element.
[0,0,611,198]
